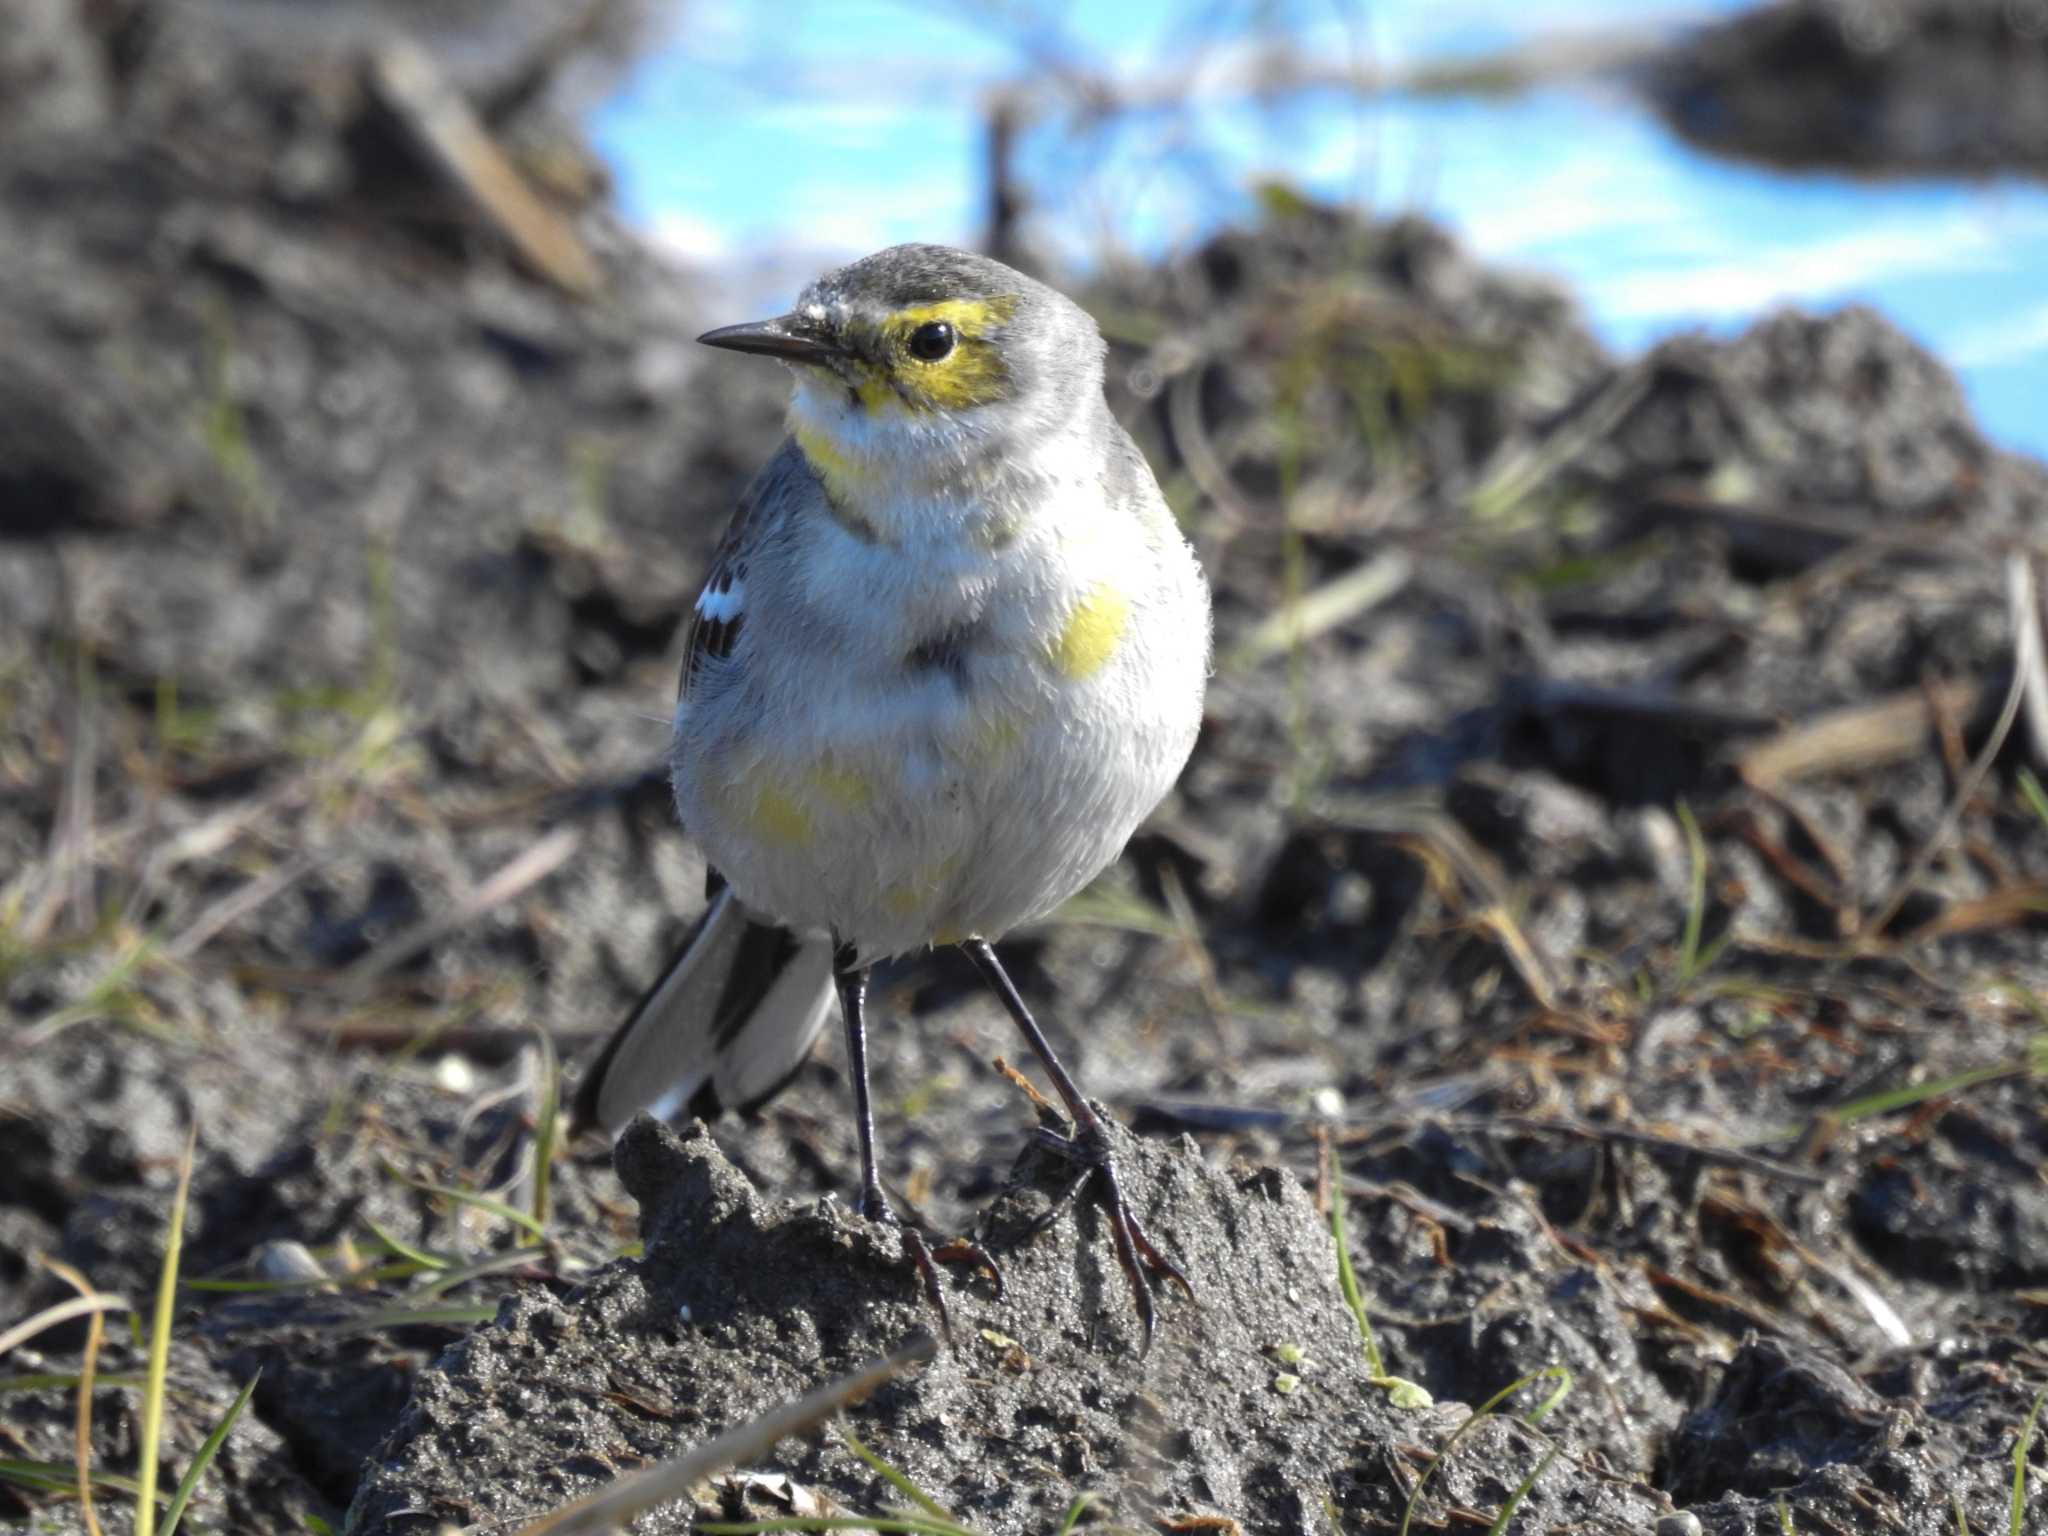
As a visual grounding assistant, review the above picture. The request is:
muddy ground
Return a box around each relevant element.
[1649,0,2048,178]
[3,3,2047,1534]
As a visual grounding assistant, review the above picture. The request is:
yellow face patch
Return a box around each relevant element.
[858,295,1021,413]
[1047,582,1130,681]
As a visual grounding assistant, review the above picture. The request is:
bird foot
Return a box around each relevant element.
[1018,1119,1193,1355]
[856,1190,1004,1344]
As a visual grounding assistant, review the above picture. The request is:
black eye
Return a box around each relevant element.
[907,321,955,361]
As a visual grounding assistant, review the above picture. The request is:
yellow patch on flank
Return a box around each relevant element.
[745,780,813,849]
[804,762,873,810]
[881,856,960,922]
[968,713,1024,769]
[881,882,928,920]
[1046,582,1130,681]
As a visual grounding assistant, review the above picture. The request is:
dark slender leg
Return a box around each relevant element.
[960,937,1191,1353]
[832,942,1001,1339]
[833,952,891,1221]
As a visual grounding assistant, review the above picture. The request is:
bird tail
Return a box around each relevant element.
[572,884,836,1137]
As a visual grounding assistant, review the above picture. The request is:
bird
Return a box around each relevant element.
[574,243,1211,1349]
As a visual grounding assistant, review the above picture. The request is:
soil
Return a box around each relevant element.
[3,4,2046,1535]
[1647,0,2048,178]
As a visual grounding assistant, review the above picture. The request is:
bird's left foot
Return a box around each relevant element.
[856,1189,1003,1344]
[1017,1118,1193,1355]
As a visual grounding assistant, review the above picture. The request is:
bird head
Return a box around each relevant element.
[698,244,1104,477]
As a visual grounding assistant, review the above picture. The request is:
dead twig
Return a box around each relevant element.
[1739,679,1987,791]
[367,39,601,297]
[339,825,581,991]
[2009,552,2048,770]
[512,1339,935,1536]
[1857,656,2029,944]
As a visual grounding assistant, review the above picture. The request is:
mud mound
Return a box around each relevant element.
[347,1117,1673,1534]
[1649,0,2048,177]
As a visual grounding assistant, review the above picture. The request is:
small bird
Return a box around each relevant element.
[575,244,1211,1347]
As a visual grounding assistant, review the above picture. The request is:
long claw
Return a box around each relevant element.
[960,938,1191,1352]
[1022,1121,1193,1355]
[931,1236,1006,1302]
[858,1190,1004,1343]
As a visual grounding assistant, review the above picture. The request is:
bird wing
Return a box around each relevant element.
[573,881,836,1135]
[678,451,783,703]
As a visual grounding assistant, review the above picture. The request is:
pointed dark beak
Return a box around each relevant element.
[696,313,841,363]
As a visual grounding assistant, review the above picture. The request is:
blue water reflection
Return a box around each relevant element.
[592,1,2047,457]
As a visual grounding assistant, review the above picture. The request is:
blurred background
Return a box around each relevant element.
[596,0,2048,455]
[4,1,2048,1531]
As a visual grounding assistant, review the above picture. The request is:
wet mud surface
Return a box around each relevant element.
[4,3,2047,1533]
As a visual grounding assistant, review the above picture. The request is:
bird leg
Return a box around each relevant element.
[833,946,1002,1341]
[959,938,1192,1354]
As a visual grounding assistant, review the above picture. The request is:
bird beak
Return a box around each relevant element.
[696,313,842,363]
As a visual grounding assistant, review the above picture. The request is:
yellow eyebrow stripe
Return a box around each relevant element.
[885,295,1020,411]
[891,295,1020,336]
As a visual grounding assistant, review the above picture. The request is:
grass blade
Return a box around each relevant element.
[1328,1178,1384,1379]
[528,1028,560,1245]
[39,1257,107,1536]
[182,1260,420,1294]
[382,1161,548,1244]
[313,1301,499,1337]
[1486,1442,1561,1535]
[1399,1367,1573,1536]
[2015,1384,2046,1536]
[0,1458,160,1502]
[2019,769,2048,832]
[516,1338,935,1536]
[158,1372,259,1536]
[1676,800,1707,984]
[0,1294,133,1357]
[136,1123,197,1536]
[696,1521,966,1535]
[0,1372,149,1394]
[837,1422,965,1530]
[360,1214,450,1273]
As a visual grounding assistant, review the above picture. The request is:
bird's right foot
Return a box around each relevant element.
[1015,1117,1193,1355]
[855,1188,1004,1344]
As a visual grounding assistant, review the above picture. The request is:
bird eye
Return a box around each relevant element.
[907,321,956,361]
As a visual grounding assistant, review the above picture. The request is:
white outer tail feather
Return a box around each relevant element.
[583,887,836,1136]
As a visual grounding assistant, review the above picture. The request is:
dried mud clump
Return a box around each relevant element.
[1650,0,2048,178]
[346,1116,1671,1535]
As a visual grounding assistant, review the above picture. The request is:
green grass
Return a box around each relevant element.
[528,1027,562,1245]
[2018,769,2048,833]
[0,1129,262,1533]
[380,1159,550,1245]
[158,1372,259,1536]
[1397,1367,1572,1536]
[134,1127,198,1536]
[1329,1176,1431,1410]
[2014,1384,2045,1536]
